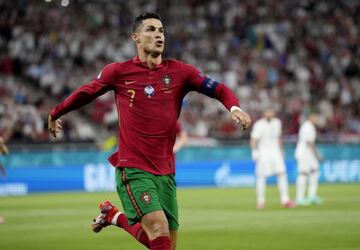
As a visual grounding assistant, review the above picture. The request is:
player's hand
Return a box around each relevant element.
[231,109,251,130]
[48,115,62,138]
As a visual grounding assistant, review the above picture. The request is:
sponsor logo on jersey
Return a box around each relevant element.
[144,85,155,97]
[162,74,172,87]
[125,80,136,85]
[140,192,151,205]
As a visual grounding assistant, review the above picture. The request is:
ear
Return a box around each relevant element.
[131,33,140,44]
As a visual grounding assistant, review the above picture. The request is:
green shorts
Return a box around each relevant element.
[115,167,179,230]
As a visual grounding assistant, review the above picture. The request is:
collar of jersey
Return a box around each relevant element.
[132,56,164,69]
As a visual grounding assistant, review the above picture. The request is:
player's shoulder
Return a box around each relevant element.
[300,121,313,133]
[104,58,137,71]
[256,118,266,124]
[273,117,282,125]
[253,118,264,128]
[113,58,135,71]
[302,121,312,129]
[164,58,197,71]
[164,58,185,68]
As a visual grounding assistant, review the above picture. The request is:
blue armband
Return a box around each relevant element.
[200,77,219,97]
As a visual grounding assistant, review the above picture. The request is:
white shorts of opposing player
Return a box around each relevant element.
[255,152,290,206]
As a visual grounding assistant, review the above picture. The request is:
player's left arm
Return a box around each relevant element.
[183,64,251,130]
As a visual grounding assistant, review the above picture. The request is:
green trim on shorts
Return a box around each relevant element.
[115,167,179,230]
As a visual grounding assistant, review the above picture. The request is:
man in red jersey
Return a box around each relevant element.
[48,12,251,250]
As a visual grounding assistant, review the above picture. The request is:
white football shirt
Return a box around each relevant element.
[251,117,282,156]
[295,120,317,160]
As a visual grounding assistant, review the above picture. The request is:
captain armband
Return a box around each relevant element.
[200,77,219,98]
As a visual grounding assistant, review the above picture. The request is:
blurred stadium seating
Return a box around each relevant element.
[0,0,359,145]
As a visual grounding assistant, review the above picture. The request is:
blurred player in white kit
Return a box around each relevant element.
[295,113,323,206]
[250,109,295,209]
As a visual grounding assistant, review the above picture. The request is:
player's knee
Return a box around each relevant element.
[150,221,170,238]
[143,217,169,238]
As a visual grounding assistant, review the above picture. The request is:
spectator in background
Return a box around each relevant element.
[250,108,295,209]
[295,113,323,206]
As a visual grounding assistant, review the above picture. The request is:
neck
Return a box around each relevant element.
[137,49,162,69]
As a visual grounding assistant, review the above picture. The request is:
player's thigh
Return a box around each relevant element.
[170,229,178,250]
[157,174,179,230]
[115,167,163,225]
[273,156,286,174]
[256,157,272,176]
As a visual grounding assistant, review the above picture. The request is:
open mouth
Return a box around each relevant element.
[155,41,164,46]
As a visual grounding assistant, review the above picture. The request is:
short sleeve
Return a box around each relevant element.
[251,122,261,139]
[182,63,205,89]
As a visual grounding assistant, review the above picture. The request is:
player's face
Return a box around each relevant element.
[264,110,275,120]
[132,18,165,57]
[309,114,319,126]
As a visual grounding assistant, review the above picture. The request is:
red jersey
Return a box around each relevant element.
[50,56,240,175]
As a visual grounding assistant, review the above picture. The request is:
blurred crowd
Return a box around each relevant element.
[0,0,359,143]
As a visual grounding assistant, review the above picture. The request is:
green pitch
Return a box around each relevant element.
[0,184,359,250]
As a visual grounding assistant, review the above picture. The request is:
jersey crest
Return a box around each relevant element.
[162,74,172,87]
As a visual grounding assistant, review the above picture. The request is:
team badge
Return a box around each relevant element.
[140,192,151,205]
[162,74,172,87]
[144,85,155,97]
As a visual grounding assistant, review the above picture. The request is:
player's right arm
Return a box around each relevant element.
[48,63,117,138]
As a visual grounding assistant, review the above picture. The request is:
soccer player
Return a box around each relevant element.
[250,109,295,209]
[48,12,251,250]
[0,136,9,224]
[295,113,323,205]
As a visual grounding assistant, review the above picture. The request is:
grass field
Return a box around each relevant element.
[0,184,359,250]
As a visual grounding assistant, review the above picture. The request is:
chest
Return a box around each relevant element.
[259,122,280,139]
[114,68,185,107]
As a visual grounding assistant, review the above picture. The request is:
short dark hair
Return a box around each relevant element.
[132,12,162,32]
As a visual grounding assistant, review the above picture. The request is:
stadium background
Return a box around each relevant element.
[0,0,359,249]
